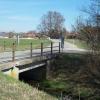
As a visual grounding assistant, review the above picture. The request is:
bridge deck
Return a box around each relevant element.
[0,52,59,71]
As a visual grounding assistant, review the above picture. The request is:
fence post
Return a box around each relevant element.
[4,41,5,51]
[12,43,15,61]
[30,43,32,58]
[59,42,61,53]
[51,42,53,55]
[41,42,43,56]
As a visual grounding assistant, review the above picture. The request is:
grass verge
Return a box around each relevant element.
[0,72,57,100]
[66,39,89,49]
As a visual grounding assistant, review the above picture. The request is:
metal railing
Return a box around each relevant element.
[0,42,61,63]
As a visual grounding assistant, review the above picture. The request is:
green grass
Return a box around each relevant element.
[66,39,89,49]
[40,54,100,99]
[73,85,95,98]
[0,72,57,100]
[0,38,51,52]
[40,79,96,99]
[41,80,67,90]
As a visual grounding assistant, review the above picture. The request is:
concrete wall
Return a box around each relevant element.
[46,59,55,79]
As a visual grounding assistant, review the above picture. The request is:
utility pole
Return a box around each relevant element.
[16,32,21,45]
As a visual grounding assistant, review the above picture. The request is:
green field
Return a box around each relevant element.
[66,39,89,49]
[0,38,51,52]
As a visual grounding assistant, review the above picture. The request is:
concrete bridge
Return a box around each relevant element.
[0,42,60,80]
[2,59,55,80]
[0,40,88,80]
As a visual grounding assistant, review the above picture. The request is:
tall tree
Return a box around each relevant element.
[38,11,65,38]
[75,0,100,51]
[75,0,100,79]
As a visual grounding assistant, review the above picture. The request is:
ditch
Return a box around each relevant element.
[19,53,100,100]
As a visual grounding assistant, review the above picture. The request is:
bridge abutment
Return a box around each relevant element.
[46,59,54,79]
[19,65,46,81]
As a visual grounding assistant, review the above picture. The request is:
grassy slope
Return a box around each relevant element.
[0,72,57,100]
[44,54,100,99]
[66,39,89,49]
[0,38,51,52]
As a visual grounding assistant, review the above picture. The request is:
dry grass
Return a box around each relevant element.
[0,72,57,100]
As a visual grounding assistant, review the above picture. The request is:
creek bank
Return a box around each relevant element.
[20,53,100,100]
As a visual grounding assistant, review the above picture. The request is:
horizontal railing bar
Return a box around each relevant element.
[43,46,51,49]
[0,41,60,64]
[53,46,59,48]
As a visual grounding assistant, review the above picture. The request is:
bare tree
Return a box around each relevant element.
[8,32,15,38]
[38,11,65,38]
[75,0,100,80]
[76,0,100,51]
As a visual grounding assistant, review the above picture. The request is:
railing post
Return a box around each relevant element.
[59,42,61,53]
[12,43,15,61]
[4,41,5,51]
[41,42,43,56]
[51,42,53,55]
[30,43,32,58]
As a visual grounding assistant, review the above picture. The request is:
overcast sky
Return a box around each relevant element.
[0,0,90,32]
